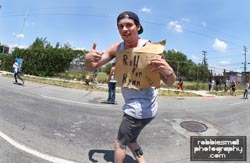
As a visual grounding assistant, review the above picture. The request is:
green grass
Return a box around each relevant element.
[3,72,247,97]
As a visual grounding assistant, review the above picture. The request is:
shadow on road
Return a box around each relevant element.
[13,82,24,86]
[88,149,136,163]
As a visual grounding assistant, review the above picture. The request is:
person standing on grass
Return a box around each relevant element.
[85,11,176,163]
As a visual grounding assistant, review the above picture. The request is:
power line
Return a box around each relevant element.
[18,8,29,47]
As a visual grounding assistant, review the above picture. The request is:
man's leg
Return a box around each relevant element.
[17,73,24,84]
[128,143,146,163]
[111,83,116,102]
[14,73,18,83]
[107,82,112,101]
[114,139,126,163]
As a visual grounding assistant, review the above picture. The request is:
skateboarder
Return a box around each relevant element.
[13,59,24,85]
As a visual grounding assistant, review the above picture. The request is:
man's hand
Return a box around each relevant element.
[150,56,172,77]
[85,43,103,71]
[150,56,176,86]
[85,43,103,62]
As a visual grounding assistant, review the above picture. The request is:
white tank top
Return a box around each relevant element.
[117,39,158,119]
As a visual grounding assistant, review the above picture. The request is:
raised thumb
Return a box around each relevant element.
[92,43,96,50]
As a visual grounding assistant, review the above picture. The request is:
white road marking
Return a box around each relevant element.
[0,95,112,162]
[229,101,248,106]
[0,130,79,163]
[41,95,109,107]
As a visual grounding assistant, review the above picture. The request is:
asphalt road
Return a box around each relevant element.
[0,75,249,163]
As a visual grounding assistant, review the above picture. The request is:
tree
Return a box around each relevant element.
[29,37,51,50]
[164,49,198,81]
[10,37,80,77]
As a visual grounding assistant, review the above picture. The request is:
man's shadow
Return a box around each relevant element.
[88,149,136,163]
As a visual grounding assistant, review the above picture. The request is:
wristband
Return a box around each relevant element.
[162,69,174,82]
[166,69,174,78]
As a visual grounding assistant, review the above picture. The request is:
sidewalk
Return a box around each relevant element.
[97,82,217,98]
[1,71,217,98]
[186,90,217,98]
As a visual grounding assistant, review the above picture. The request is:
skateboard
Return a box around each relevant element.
[100,100,118,105]
[13,82,24,86]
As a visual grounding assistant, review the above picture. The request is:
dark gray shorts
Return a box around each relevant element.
[117,113,154,147]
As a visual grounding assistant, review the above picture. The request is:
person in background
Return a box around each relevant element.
[218,78,222,91]
[177,77,184,92]
[243,81,249,99]
[85,11,176,163]
[208,79,212,92]
[231,81,236,96]
[209,79,215,92]
[106,61,117,104]
[13,59,24,85]
[85,75,90,85]
[93,69,98,84]
[224,79,229,92]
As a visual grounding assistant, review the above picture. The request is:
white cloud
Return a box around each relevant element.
[25,21,35,26]
[73,47,85,51]
[17,33,24,38]
[181,18,190,22]
[213,38,227,53]
[139,7,152,13]
[219,61,230,65]
[13,33,24,39]
[168,21,183,32]
[201,21,207,27]
[191,55,200,63]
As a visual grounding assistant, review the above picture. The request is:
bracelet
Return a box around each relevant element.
[166,70,174,78]
[162,69,174,82]
[165,69,174,78]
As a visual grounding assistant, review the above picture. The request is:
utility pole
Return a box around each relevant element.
[242,46,247,84]
[202,51,207,65]
[201,51,208,82]
[243,46,247,73]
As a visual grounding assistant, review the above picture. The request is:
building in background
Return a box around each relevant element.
[0,43,10,54]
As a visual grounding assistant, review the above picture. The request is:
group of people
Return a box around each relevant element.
[209,78,235,94]
[208,78,249,98]
[227,80,250,99]
[10,11,175,163]
[208,78,223,92]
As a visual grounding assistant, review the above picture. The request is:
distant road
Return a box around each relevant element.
[0,75,249,163]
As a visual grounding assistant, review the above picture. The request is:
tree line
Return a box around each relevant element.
[0,37,86,77]
[0,37,211,82]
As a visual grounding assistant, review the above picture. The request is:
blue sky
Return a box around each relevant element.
[1,0,250,74]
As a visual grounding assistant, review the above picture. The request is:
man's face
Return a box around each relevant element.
[117,18,140,42]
